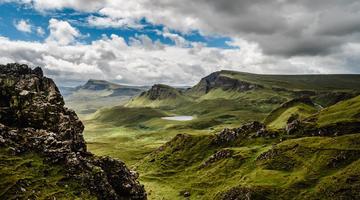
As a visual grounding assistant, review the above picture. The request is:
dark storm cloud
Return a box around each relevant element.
[146,0,360,57]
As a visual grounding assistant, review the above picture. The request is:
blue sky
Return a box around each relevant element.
[0,2,234,48]
[0,0,359,86]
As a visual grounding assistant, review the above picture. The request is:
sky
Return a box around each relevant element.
[0,0,360,86]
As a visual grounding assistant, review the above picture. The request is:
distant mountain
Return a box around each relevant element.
[126,84,191,108]
[186,71,262,96]
[63,79,149,115]
[78,79,121,90]
[86,69,360,199]
[126,70,360,108]
[216,70,360,91]
[58,86,77,97]
[75,79,149,96]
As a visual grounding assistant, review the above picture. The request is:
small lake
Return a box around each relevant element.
[161,116,194,121]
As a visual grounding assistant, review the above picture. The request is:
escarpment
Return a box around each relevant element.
[139,84,181,100]
[187,71,262,96]
[0,63,147,200]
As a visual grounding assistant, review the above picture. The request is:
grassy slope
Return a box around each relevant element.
[137,132,360,199]
[126,94,191,108]
[126,84,192,108]
[222,70,360,91]
[0,148,94,200]
[82,71,360,199]
[84,88,286,167]
[135,96,360,199]
[314,95,360,127]
[264,101,319,130]
[90,106,167,127]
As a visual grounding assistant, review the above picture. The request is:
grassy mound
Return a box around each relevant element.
[126,84,192,108]
[313,95,360,127]
[0,148,93,199]
[264,98,319,130]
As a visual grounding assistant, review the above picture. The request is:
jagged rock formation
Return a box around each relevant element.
[200,149,233,168]
[187,71,262,95]
[0,63,146,200]
[216,186,281,200]
[213,121,278,144]
[285,119,360,137]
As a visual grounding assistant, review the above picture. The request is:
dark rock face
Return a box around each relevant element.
[216,186,277,200]
[285,118,360,137]
[189,71,262,95]
[140,84,179,100]
[213,121,268,144]
[0,63,146,200]
[200,149,233,168]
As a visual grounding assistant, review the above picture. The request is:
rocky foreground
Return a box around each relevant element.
[0,63,147,199]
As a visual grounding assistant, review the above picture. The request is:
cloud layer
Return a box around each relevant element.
[11,0,360,57]
[1,1,360,86]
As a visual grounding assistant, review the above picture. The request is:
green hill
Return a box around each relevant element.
[218,70,360,91]
[126,84,192,108]
[264,98,319,130]
[135,95,360,199]
[82,70,360,200]
[313,95,360,127]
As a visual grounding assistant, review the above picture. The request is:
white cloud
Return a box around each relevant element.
[0,32,358,87]
[36,27,45,36]
[1,2,360,86]
[87,15,143,29]
[9,0,360,57]
[159,28,189,47]
[25,0,106,12]
[14,19,31,33]
[46,18,80,45]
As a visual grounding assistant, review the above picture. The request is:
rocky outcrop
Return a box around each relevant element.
[0,63,146,200]
[216,186,280,200]
[286,119,360,137]
[200,149,233,168]
[213,121,274,144]
[188,71,262,95]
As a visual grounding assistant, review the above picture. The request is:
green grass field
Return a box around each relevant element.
[0,148,94,199]
[79,71,360,199]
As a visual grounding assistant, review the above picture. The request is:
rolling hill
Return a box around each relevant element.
[126,84,192,108]
[135,94,360,199]
[82,70,360,199]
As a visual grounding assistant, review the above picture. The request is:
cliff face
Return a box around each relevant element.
[140,84,181,100]
[0,63,146,200]
[187,71,262,96]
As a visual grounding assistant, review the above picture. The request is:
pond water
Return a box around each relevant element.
[161,116,194,121]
